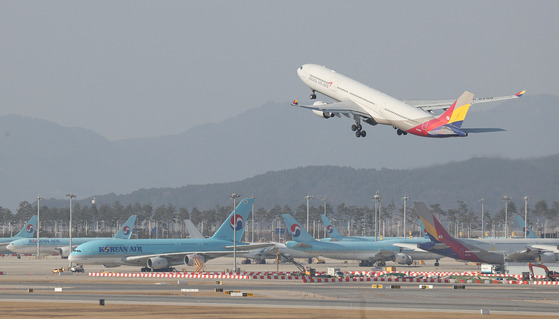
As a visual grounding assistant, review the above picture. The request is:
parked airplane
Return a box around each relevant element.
[415,202,559,264]
[68,198,270,271]
[516,215,538,239]
[0,215,37,246]
[283,214,441,266]
[319,214,428,242]
[7,215,137,257]
[293,64,524,138]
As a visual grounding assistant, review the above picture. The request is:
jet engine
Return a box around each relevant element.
[184,254,206,266]
[311,101,333,118]
[56,246,72,258]
[394,253,413,265]
[146,257,169,269]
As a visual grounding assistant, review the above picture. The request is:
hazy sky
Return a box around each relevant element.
[1,1,557,140]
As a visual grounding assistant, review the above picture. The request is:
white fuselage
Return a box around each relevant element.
[297,64,434,131]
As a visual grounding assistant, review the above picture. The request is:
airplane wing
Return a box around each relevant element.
[393,243,428,252]
[531,245,559,253]
[404,90,525,112]
[292,99,370,118]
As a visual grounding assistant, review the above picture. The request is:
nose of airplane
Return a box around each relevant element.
[6,243,15,252]
[297,65,304,78]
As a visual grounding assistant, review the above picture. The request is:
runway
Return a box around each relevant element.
[1,256,558,317]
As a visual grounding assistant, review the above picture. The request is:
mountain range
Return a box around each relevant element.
[1,93,557,212]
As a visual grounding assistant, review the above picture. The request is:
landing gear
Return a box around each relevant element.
[434,259,440,267]
[351,118,366,138]
[396,129,407,136]
[310,89,317,100]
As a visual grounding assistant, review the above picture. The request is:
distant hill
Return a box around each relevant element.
[43,154,559,215]
[1,94,558,211]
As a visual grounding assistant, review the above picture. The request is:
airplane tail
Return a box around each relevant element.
[437,91,474,128]
[282,214,317,242]
[320,214,344,240]
[417,218,429,239]
[113,215,137,239]
[516,215,538,238]
[14,215,38,238]
[414,202,440,242]
[211,198,254,242]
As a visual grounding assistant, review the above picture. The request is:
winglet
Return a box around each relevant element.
[291,99,299,106]
[515,90,526,97]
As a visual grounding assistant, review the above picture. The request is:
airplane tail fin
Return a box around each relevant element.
[14,215,38,238]
[414,202,440,242]
[113,215,137,239]
[320,214,344,240]
[516,215,538,238]
[211,198,254,242]
[282,214,317,242]
[437,91,474,128]
[417,218,429,239]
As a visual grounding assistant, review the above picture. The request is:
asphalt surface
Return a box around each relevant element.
[1,256,558,315]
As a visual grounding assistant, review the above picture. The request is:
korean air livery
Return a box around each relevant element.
[7,215,137,257]
[0,215,38,246]
[293,64,524,138]
[283,214,441,266]
[69,198,270,271]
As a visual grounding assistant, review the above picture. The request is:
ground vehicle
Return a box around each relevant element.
[69,265,84,273]
[528,262,559,281]
[328,267,344,278]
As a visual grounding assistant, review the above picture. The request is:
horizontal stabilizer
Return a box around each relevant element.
[462,128,505,133]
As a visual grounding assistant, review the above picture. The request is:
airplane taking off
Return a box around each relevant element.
[69,198,271,271]
[415,202,559,264]
[293,64,524,138]
[0,215,37,246]
[7,215,137,257]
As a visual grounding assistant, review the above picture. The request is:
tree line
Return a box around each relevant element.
[1,199,558,240]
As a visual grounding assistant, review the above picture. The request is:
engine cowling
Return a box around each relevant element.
[311,101,333,118]
[394,253,413,265]
[539,252,558,263]
[147,257,169,269]
[56,246,72,258]
[184,254,206,266]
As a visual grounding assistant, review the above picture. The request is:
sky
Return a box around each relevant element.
[1,1,558,141]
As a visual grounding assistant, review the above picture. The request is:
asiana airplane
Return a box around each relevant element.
[293,64,524,138]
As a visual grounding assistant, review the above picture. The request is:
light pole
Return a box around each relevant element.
[373,192,382,241]
[402,196,409,238]
[321,197,327,238]
[230,193,240,272]
[305,194,314,231]
[36,196,43,258]
[250,196,255,243]
[524,196,531,239]
[502,195,511,238]
[66,194,76,265]
[479,198,485,238]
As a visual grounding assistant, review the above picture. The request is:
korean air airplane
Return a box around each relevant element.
[68,198,270,271]
[293,64,524,138]
[7,215,136,257]
[415,202,559,264]
[283,214,441,266]
[0,215,37,246]
[516,215,538,239]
